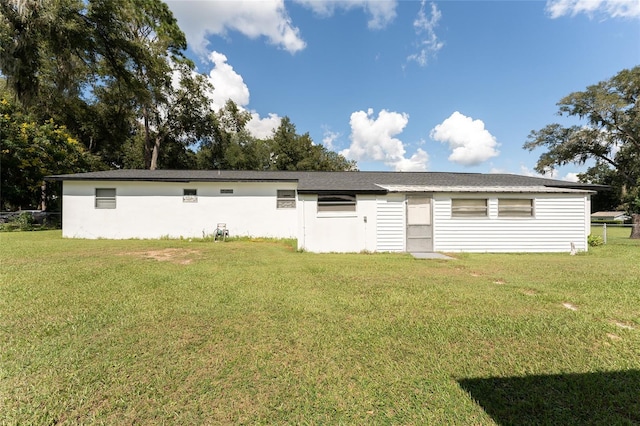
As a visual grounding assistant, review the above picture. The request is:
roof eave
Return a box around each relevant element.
[46,175,299,184]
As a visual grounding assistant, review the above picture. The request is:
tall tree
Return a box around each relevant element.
[0,0,216,170]
[196,100,271,171]
[524,66,640,238]
[268,117,357,171]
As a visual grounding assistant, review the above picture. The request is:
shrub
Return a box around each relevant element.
[0,212,33,231]
[16,212,35,231]
[588,234,604,247]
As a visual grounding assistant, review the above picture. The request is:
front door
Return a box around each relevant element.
[406,195,433,252]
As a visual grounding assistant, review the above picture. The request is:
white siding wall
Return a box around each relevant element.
[433,193,590,252]
[297,194,377,253]
[62,181,298,239]
[376,195,405,252]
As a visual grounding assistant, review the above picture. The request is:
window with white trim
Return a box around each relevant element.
[95,188,116,209]
[498,199,534,217]
[317,194,356,212]
[277,190,296,209]
[451,199,487,217]
[183,189,197,203]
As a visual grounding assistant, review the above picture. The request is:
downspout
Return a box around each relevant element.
[300,193,306,250]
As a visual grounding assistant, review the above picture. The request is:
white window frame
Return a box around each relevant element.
[498,198,534,218]
[277,190,296,209]
[183,188,198,203]
[95,188,116,209]
[451,199,488,218]
[317,194,356,213]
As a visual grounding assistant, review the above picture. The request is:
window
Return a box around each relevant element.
[183,189,197,203]
[277,190,296,209]
[220,189,233,194]
[451,199,487,217]
[317,194,356,212]
[95,188,116,209]
[498,199,534,217]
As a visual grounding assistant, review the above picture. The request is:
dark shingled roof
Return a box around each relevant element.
[46,169,605,193]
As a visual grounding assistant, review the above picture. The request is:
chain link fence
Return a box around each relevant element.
[590,223,637,245]
[0,211,61,230]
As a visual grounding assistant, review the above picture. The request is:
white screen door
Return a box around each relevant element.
[406,196,433,252]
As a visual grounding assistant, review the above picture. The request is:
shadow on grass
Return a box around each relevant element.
[458,370,640,425]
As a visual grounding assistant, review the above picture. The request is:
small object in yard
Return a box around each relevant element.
[215,223,228,241]
[562,302,577,311]
[570,242,576,255]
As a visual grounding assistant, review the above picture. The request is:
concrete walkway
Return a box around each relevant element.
[411,252,455,260]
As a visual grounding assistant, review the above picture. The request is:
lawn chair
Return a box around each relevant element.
[214,223,228,241]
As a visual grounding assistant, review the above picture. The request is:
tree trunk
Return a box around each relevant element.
[142,104,153,169]
[39,181,46,211]
[149,135,161,170]
[631,213,640,239]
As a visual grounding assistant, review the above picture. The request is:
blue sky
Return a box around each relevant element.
[166,0,639,179]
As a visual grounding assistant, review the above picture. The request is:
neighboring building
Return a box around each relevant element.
[590,211,630,222]
[47,170,599,253]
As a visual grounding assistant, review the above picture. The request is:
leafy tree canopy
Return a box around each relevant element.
[524,66,640,213]
[196,102,357,172]
[0,94,101,210]
[524,66,640,237]
[268,117,357,172]
[0,0,213,170]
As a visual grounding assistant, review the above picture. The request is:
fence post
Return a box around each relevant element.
[603,222,607,244]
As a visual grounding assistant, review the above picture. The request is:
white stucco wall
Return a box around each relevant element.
[62,181,298,239]
[297,194,377,253]
[432,193,591,252]
[61,181,591,253]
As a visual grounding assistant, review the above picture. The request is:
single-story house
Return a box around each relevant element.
[590,211,630,222]
[47,170,600,253]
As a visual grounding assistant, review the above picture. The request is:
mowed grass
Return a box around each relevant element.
[591,224,639,246]
[1,231,639,424]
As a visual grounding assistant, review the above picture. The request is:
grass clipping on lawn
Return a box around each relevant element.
[1,231,639,424]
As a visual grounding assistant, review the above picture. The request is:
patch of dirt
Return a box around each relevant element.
[612,320,635,330]
[522,289,537,296]
[470,272,482,277]
[493,279,506,285]
[607,333,622,340]
[123,248,201,265]
[562,302,578,311]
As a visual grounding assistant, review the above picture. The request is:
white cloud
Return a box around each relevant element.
[321,127,340,150]
[205,51,250,110]
[203,51,281,138]
[341,108,429,171]
[167,0,306,55]
[546,0,640,19]
[407,1,444,67]
[429,111,500,166]
[246,112,282,139]
[562,172,580,182]
[392,149,430,171]
[294,0,398,29]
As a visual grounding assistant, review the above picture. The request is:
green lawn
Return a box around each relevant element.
[1,231,639,424]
